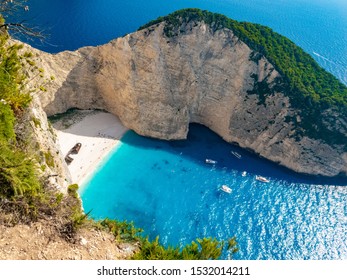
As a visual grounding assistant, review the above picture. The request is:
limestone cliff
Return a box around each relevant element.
[27,17,346,177]
[15,95,71,192]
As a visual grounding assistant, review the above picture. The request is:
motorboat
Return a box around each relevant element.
[231,151,241,159]
[220,185,232,193]
[242,171,247,177]
[205,159,217,164]
[256,175,270,183]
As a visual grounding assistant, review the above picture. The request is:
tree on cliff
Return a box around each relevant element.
[132,236,239,260]
[0,0,44,40]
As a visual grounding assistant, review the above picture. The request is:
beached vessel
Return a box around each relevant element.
[64,142,82,164]
[70,142,82,154]
[256,175,270,183]
[64,154,74,164]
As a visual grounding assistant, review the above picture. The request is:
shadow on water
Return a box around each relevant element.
[120,123,347,186]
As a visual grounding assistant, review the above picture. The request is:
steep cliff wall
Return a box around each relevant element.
[29,21,346,177]
[15,95,71,192]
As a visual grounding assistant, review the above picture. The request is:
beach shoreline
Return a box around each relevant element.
[53,110,128,186]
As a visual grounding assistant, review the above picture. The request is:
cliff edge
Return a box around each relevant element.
[28,9,347,177]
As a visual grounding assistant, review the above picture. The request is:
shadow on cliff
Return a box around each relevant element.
[120,123,347,187]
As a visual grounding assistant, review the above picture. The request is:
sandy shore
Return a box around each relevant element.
[54,111,128,186]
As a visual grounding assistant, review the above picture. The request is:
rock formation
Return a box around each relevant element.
[26,19,346,177]
[15,94,71,191]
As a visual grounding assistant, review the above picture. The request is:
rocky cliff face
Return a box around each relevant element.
[15,95,71,192]
[28,21,346,177]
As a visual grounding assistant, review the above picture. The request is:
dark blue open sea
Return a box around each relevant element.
[21,1,347,259]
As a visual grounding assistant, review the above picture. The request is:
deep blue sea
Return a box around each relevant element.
[19,0,347,259]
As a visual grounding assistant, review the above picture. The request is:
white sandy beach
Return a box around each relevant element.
[54,111,128,185]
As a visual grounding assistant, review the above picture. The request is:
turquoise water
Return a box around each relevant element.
[80,124,347,260]
[18,0,347,259]
[17,0,347,85]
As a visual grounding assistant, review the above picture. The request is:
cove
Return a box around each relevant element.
[80,124,347,260]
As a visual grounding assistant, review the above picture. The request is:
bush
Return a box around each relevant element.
[132,236,238,260]
[67,184,79,198]
[0,142,41,197]
[100,218,143,242]
[0,29,44,221]
[0,102,15,141]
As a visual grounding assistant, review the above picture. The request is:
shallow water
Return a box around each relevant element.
[80,124,347,260]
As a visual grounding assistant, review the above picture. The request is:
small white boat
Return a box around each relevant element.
[205,159,217,164]
[220,185,232,193]
[242,171,247,177]
[231,151,242,159]
[256,175,270,183]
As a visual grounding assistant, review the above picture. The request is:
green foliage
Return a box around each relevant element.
[39,85,46,92]
[31,116,41,128]
[0,105,41,201]
[132,236,181,260]
[67,184,79,198]
[139,8,347,148]
[132,236,238,260]
[0,30,43,220]
[43,151,55,168]
[71,209,91,229]
[0,34,32,112]
[26,59,35,67]
[56,183,92,239]
[181,237,223,260]
[0,141,41,198]
[100,218,143,242]
[227,236,239,255]
[0,102,15,141]
[55,192,64,205]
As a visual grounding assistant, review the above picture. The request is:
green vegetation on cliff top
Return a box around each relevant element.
[139,8,347,147]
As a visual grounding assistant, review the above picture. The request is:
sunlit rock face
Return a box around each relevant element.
[27,21,346,177]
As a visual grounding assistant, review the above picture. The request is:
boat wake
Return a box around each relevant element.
[313,51,337,65]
